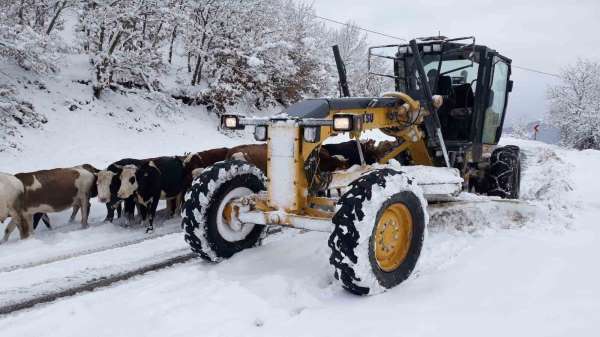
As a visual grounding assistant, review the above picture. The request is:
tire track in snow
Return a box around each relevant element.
[0,229,182,273]
[0,252,196,316]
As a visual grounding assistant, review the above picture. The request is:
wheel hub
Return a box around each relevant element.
[374,203,413,272]
[217,187,255,242]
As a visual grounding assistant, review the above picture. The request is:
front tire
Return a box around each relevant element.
[487,145,521,199]
[182,160,266,262]
[328,169,428,295]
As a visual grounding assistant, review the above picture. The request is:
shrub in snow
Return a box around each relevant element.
[0,85,47,152]
[145,91,183,120]
[0,24,60,73]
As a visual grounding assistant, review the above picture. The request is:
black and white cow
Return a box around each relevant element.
[117,157,185,233]
[96,158,149,224]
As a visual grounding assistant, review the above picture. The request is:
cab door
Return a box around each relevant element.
[481,56,512,144]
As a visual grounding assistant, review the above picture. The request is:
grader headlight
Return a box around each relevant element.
[221,115,243,130]
[303,127,320,143]
[332,114,354,132]
[254,125,268,141]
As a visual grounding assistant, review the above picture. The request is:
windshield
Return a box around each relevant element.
[402,52,480,99]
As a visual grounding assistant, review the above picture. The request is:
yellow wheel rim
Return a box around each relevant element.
[374,203,413,272]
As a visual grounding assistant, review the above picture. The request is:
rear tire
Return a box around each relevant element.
[328,169,428,295]
[182,160,267,262]
[487,145,521,199]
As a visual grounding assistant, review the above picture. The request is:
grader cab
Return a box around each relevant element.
[182,36,521,295]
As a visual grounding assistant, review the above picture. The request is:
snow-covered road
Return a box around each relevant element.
[1,138,599,337]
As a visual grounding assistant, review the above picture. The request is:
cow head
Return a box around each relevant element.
[183,153,206,173]
[372,140,399,162]
[96,170,116,203]
[117,165,139,199]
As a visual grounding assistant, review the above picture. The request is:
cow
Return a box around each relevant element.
[225,144,349,174]
[181,147,229,192]
[322,139,378,166]
[29,164,99,231]
[117,157,185,233]
[2,165,97,242]
[96,158,150,224]
[226,144,268,173]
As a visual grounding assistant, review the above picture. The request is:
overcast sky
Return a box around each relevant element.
[309,0,600,125]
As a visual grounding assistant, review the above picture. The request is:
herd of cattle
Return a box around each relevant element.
[0,139,393,242]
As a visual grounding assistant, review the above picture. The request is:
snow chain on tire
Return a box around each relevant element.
[328,169,428,295]
[487,145,521,199]
[182,160,267,262]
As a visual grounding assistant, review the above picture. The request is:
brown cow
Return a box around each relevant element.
[226,144,349,173]
[181,147,229,191]
[2,165,98,242]
[226,144,269,173]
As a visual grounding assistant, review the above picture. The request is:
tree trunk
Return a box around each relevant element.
[152,22,163,48]
[168,26,177,64]
[192,54,202,85]
[142,14,147,37]
[18,0,25,25]
[187,52,192,73]
[108,31,122,55]
[47,1,67,35]
[99,26,105,51]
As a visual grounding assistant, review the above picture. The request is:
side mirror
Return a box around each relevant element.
[507,80,514,93]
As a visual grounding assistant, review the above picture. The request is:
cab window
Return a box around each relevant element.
[482,59,509,144]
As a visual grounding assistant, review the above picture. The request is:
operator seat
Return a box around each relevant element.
[448,83,475,140]
[435,76,458,139]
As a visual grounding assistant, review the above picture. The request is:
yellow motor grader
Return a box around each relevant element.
[182,36,521,295]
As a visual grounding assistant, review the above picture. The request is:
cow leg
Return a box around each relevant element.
[124,197,136,225]
[8,213,32,240]
[21,215,33,239]
[69,205,80,223]
[41,214,52,229]
[104,198,118,222]
[166,198,176,218]
[175,193,183,215]
[116,201,122,218]
[146,197,160,234]
[104,203,114,222]
[2,219,17,242]
[80,198,90,229]
[33,213,52,230]
[33,213,42,230]
[138,203,148,230]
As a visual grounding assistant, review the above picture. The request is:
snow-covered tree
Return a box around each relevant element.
[0,0,73,72]
[80,0,173,97]
[324,22,395,97]
[180,0,328,111]
[547,59,600,149]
